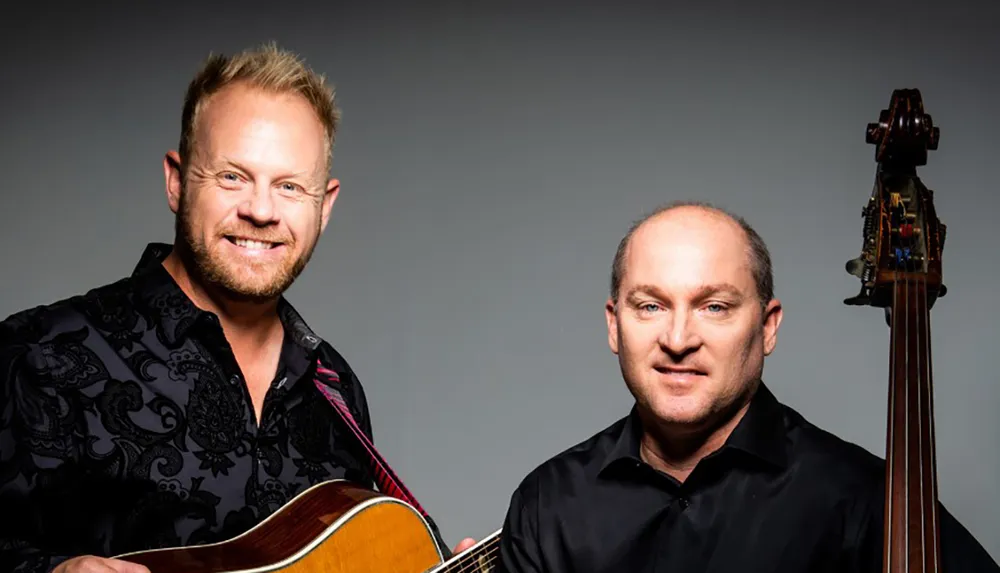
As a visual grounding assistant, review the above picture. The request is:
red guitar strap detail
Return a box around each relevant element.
[313,360,430,519]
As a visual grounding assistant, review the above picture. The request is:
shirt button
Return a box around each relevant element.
[678,498,690,509]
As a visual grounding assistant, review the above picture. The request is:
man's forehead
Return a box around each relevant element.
[625,212,754,285]
[190,89,327,175]
[195,84,321,136]
[633,210,748,258]
[627,244,753,282]
[644,206,743,235]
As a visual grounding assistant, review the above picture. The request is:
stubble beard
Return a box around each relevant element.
[174,192,318,303]
[615,309,765,429]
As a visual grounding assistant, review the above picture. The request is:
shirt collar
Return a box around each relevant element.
[722,382,788,469]
[599,405,644,475]
[130,242,325,353]
[599,381,789,477]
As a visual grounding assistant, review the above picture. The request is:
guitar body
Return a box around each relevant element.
[114,480,446,573]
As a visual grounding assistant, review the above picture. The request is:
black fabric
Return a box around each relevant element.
[498,383,998,572]
[0,243,446,572]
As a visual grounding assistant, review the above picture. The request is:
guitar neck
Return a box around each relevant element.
[432,530,502,573]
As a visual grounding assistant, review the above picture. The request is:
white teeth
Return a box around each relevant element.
[232,238,274,250]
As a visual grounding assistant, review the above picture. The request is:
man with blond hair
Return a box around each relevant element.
[0,43,473,573]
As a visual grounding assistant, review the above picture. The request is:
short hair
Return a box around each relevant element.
[178,41,340,178]
[609,200,774,307]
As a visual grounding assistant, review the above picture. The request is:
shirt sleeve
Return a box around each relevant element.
[0,335,75,573]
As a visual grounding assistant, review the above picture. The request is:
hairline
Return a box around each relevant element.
[178,43,339,182]
[609,201,774,310]
[184,81,332,183]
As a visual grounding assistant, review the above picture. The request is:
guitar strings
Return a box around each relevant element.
[896,192,939,573]
[903,254,910,573]
[886,194,898,573]
[430,536,500,573]
[903,265,923,571]
[451,548,499,572]
[917,248,925,572]
[922,244,940,573]
[444,545,500,573]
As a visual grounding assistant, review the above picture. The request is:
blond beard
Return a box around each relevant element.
[174,192,317,302]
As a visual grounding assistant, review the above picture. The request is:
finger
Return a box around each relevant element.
[452,537,477,553]
[54,556,119,573]
[77,559,120,573]
[105,558,151,573]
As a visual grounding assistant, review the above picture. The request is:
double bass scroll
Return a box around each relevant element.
[843,88,946,573]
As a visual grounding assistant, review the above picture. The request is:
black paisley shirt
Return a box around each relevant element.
[0,243,433,572]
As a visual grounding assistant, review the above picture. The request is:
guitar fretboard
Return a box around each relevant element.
[439,530,501,573]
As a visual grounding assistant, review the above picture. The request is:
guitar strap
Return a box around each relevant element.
[312,359,431,520]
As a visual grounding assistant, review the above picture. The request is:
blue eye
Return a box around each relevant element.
[278,182,307,195]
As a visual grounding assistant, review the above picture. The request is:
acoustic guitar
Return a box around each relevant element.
[843,88,945,572]
[113,479,501,572]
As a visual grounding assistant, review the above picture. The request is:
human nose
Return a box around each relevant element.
[237,183,279,226]
[658,309,702,356]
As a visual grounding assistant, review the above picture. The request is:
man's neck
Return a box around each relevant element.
[161,249,282,347]
[637,393,755,483]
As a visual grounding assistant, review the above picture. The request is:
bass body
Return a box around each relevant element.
[114,479,500,573]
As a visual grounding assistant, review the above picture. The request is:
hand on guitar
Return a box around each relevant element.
[453,537,497,572]
[52,555,150,573]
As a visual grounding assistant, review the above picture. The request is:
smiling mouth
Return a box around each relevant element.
[226,236,282,250]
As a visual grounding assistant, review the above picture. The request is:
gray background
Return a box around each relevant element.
[2,0,997,560]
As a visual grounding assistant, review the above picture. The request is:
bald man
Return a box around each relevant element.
[495,202,998,572]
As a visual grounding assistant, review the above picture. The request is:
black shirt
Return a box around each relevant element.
[0,243,443,572]
[497,383,998,572]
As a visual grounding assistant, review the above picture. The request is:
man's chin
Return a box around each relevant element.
[183,237,322,306]
[223,286,285,303]
[201,265,294,302]
[655,411,710,428]
[222,276,292,301]
[646,397,713,428]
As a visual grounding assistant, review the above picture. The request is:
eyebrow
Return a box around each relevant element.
[625,283,745,303]
[217,157,315,182]
[215,157,253,175]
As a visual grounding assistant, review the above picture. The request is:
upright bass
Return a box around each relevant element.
[844,89,946,572]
